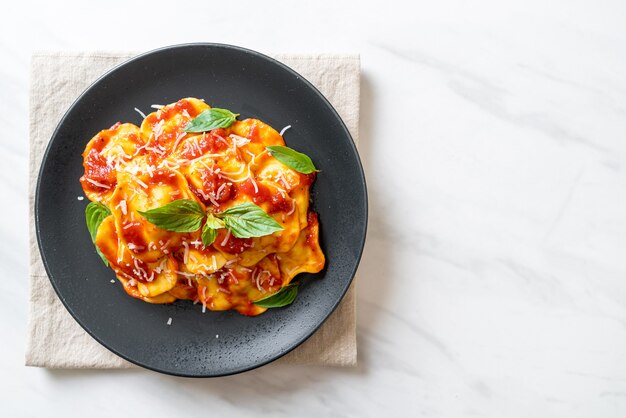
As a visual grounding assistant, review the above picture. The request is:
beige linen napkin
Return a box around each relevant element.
[26,52,360,369]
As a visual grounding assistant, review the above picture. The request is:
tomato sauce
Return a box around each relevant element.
[179,129,230,160]
[143,113,158,127]
[238,179,292,214]
[191,167,236,206]
[120,221,149,251]
[148,169,180,188]
[305,212,320,249]
[299,172,316,187]
[117,254,152,283]
[156,131,178,150]
[143,99,205,156]
[213,229,253,254]
[127,132,142,146]
[80,130,117,192]
[247,122,260,142]
[159,99,201,120]
[250,265,282,293]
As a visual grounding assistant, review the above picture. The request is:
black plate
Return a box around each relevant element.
[35,43,367,377]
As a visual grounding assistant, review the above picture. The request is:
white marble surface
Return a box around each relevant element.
[2,0,626,416]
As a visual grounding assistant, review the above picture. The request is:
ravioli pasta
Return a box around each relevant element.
[80,98,324,316]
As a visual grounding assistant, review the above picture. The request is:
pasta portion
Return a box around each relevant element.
[80,98,324,316]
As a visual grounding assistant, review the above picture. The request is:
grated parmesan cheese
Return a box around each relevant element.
[216,182,227,198]
[279,125,292,136]
[287,200,296,216]
[249,175,259,193]
[134,107,147,119]
[133,176,148,189]
[115,199,128,215]
[85,178,111,189]
[182,241,190,264]
[221,230,231,247]
[172,132,186,152]
[153,119,165,141]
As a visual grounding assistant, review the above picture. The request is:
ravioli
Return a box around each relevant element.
[80,98,325,316]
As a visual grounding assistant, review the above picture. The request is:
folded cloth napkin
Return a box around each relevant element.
[26,51,360,368]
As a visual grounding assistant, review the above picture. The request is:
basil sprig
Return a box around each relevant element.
[253,283,299,308]
[85,202,111,266]
[201,213,224,246]
[137,200,205,232]
[137,199,283,247]
[184,108,239,132]
[266,145,318,174]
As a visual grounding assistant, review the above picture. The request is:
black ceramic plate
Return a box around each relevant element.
[36,43,367,377]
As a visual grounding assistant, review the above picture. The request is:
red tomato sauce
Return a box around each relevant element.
[190,167,236,206]
[147,169,180,188]
[305,212,320,249]
[213,229,253,254]
[120,222,149,251]
[238,179,291,214]
[179,129,230,160]
[80,130,117,192]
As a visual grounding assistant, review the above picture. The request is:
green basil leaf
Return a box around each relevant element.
[253,283,299,308]
[219,202,284,238]
[201,224,218,247]
[205,213,225,229]
[266,145,318,174]
[201,214,224,246]
[183,108,239,132]
[138,199,205,232]
[85,201,111,266]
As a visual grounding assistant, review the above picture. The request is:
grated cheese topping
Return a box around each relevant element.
[134,107,147,119]
[279,125,291,136]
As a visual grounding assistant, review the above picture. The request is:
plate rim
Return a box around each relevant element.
[35,42,368,377]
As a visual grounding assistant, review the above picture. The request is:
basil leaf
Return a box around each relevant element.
[253,283,299,308]
[184,108,239,132]
[205,213,225,229]
[266,145,318,174]
[85,202,111,266]
[201,214,224,246]
[138,199,205,232]
[219,202,284,238]
[201,224,218,247]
